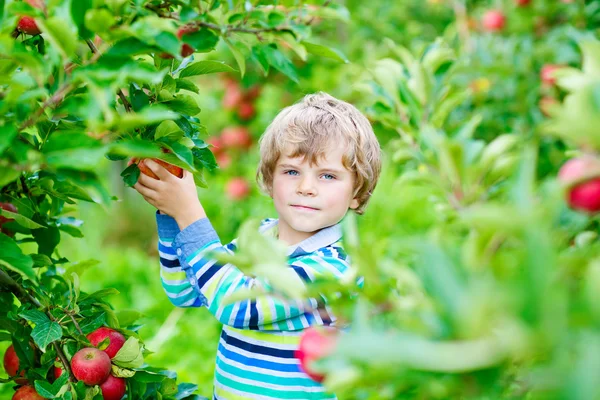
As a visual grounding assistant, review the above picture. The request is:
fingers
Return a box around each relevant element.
[144,159,172,181]
[133,182,156,200]
[137,169,162,190]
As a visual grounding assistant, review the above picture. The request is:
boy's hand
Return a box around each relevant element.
[132,159,206,230]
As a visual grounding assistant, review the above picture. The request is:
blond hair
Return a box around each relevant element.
[257,92,381,214]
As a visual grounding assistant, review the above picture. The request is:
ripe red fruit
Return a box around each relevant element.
[482,10,506,32]
[216,153,232,169]
[87,327,126,359]
[295,327,338,382]
[225,178,250,201]
[17,17,40,35]
[207,137,224,156]
[12,385,45,400]
[223,85,243,110]
[0,202,18,236]
[53,363,62,380]
[515,0,531,6]
[221,127,252,150]
[70,348,111,386]
[180,43,194,57]
[3,345,27,384]
[129,158,184,180]
[238,102,256,121]
[99,374,126,400]
[540,64,563,86]
[559,157,600,213]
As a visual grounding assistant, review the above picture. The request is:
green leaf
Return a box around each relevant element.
[31,320,62,352]
[84,8,114,33]
[301,42,348,63]
[121,163,141,187]
[116,310,144,327]
[179,60,237,78]
[79,288,120,303]
[34,371,69,398]
[0,166,21,187]
[19,310,49,326]
[175,78,200,93]
[115,106,179,130]
[224,39,246,77]
[256,45,298,82]
[112,337,144,368]
[71,0,93,39]
[36,17,78,59]
[0,233,36,281]
[32,226,60,257]
[163,95,201,116]
[182,28,219,53]
[0,124,17,154]
[0,208,45,229]
[105,38,155,58]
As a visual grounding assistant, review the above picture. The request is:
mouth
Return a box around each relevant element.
[290,205,319,211]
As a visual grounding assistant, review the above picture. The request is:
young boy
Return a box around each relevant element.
[133,92,381,399]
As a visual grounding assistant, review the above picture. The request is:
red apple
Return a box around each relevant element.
[226,178,250,201]
[541,64,563,86]
[245,85,262,101]
[216,153,232,169]
[177,25,198,57]
[17,17,40,35]
[99,374,126,400]
[238,102,256,121]
[0,202,18,236]
[3,345,27,384]
[515,0,531,6]
[207,137,224,156]
[86,327,126,359]
[129,158,184,180]
[221,127,252,150]
[12,385,45,400]
[70,348,111,386]
[482,10,506,32]
[53,363,63,381]
[295,327,338,382]
[559,157,600,213]
[223,84,243,110]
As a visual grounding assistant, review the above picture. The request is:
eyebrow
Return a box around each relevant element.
[277,163,347,175]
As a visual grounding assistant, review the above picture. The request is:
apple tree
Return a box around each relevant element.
[0,0,347,398]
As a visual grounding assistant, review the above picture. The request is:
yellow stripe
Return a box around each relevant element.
[204,267,230,303]
[215,384,252,400]
[160,270,187,281]
[231,326,301,345]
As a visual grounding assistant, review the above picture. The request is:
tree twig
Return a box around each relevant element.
[18,83,73,131]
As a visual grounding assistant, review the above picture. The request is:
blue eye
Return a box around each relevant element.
[322,174,336,180]
[285,170,299,176]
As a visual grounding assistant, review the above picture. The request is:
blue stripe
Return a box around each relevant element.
[291,265,311,283]
[249,300,259,329]
[196,263,222,289]
[217,341,301,372]
[160,257,179,268]
[159,242,175,254]
[222,330,295,358]
[320,248,332,257]
[233,300,248,328]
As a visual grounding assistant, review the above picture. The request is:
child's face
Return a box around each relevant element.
[271,144,359,245]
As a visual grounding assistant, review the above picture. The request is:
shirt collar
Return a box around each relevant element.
[259,219,342,257]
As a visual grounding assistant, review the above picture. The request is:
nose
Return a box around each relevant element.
[296,175,317,196]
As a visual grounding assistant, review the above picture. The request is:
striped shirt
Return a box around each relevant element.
[156,213,353,399]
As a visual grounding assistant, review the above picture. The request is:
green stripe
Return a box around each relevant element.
[218,359,317,388]
[186,239,220,263]
[215,370,334,399]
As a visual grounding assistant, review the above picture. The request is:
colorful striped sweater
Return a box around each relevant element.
[156,213,354,399]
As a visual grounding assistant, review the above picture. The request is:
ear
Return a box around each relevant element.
[349,198,359,210]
